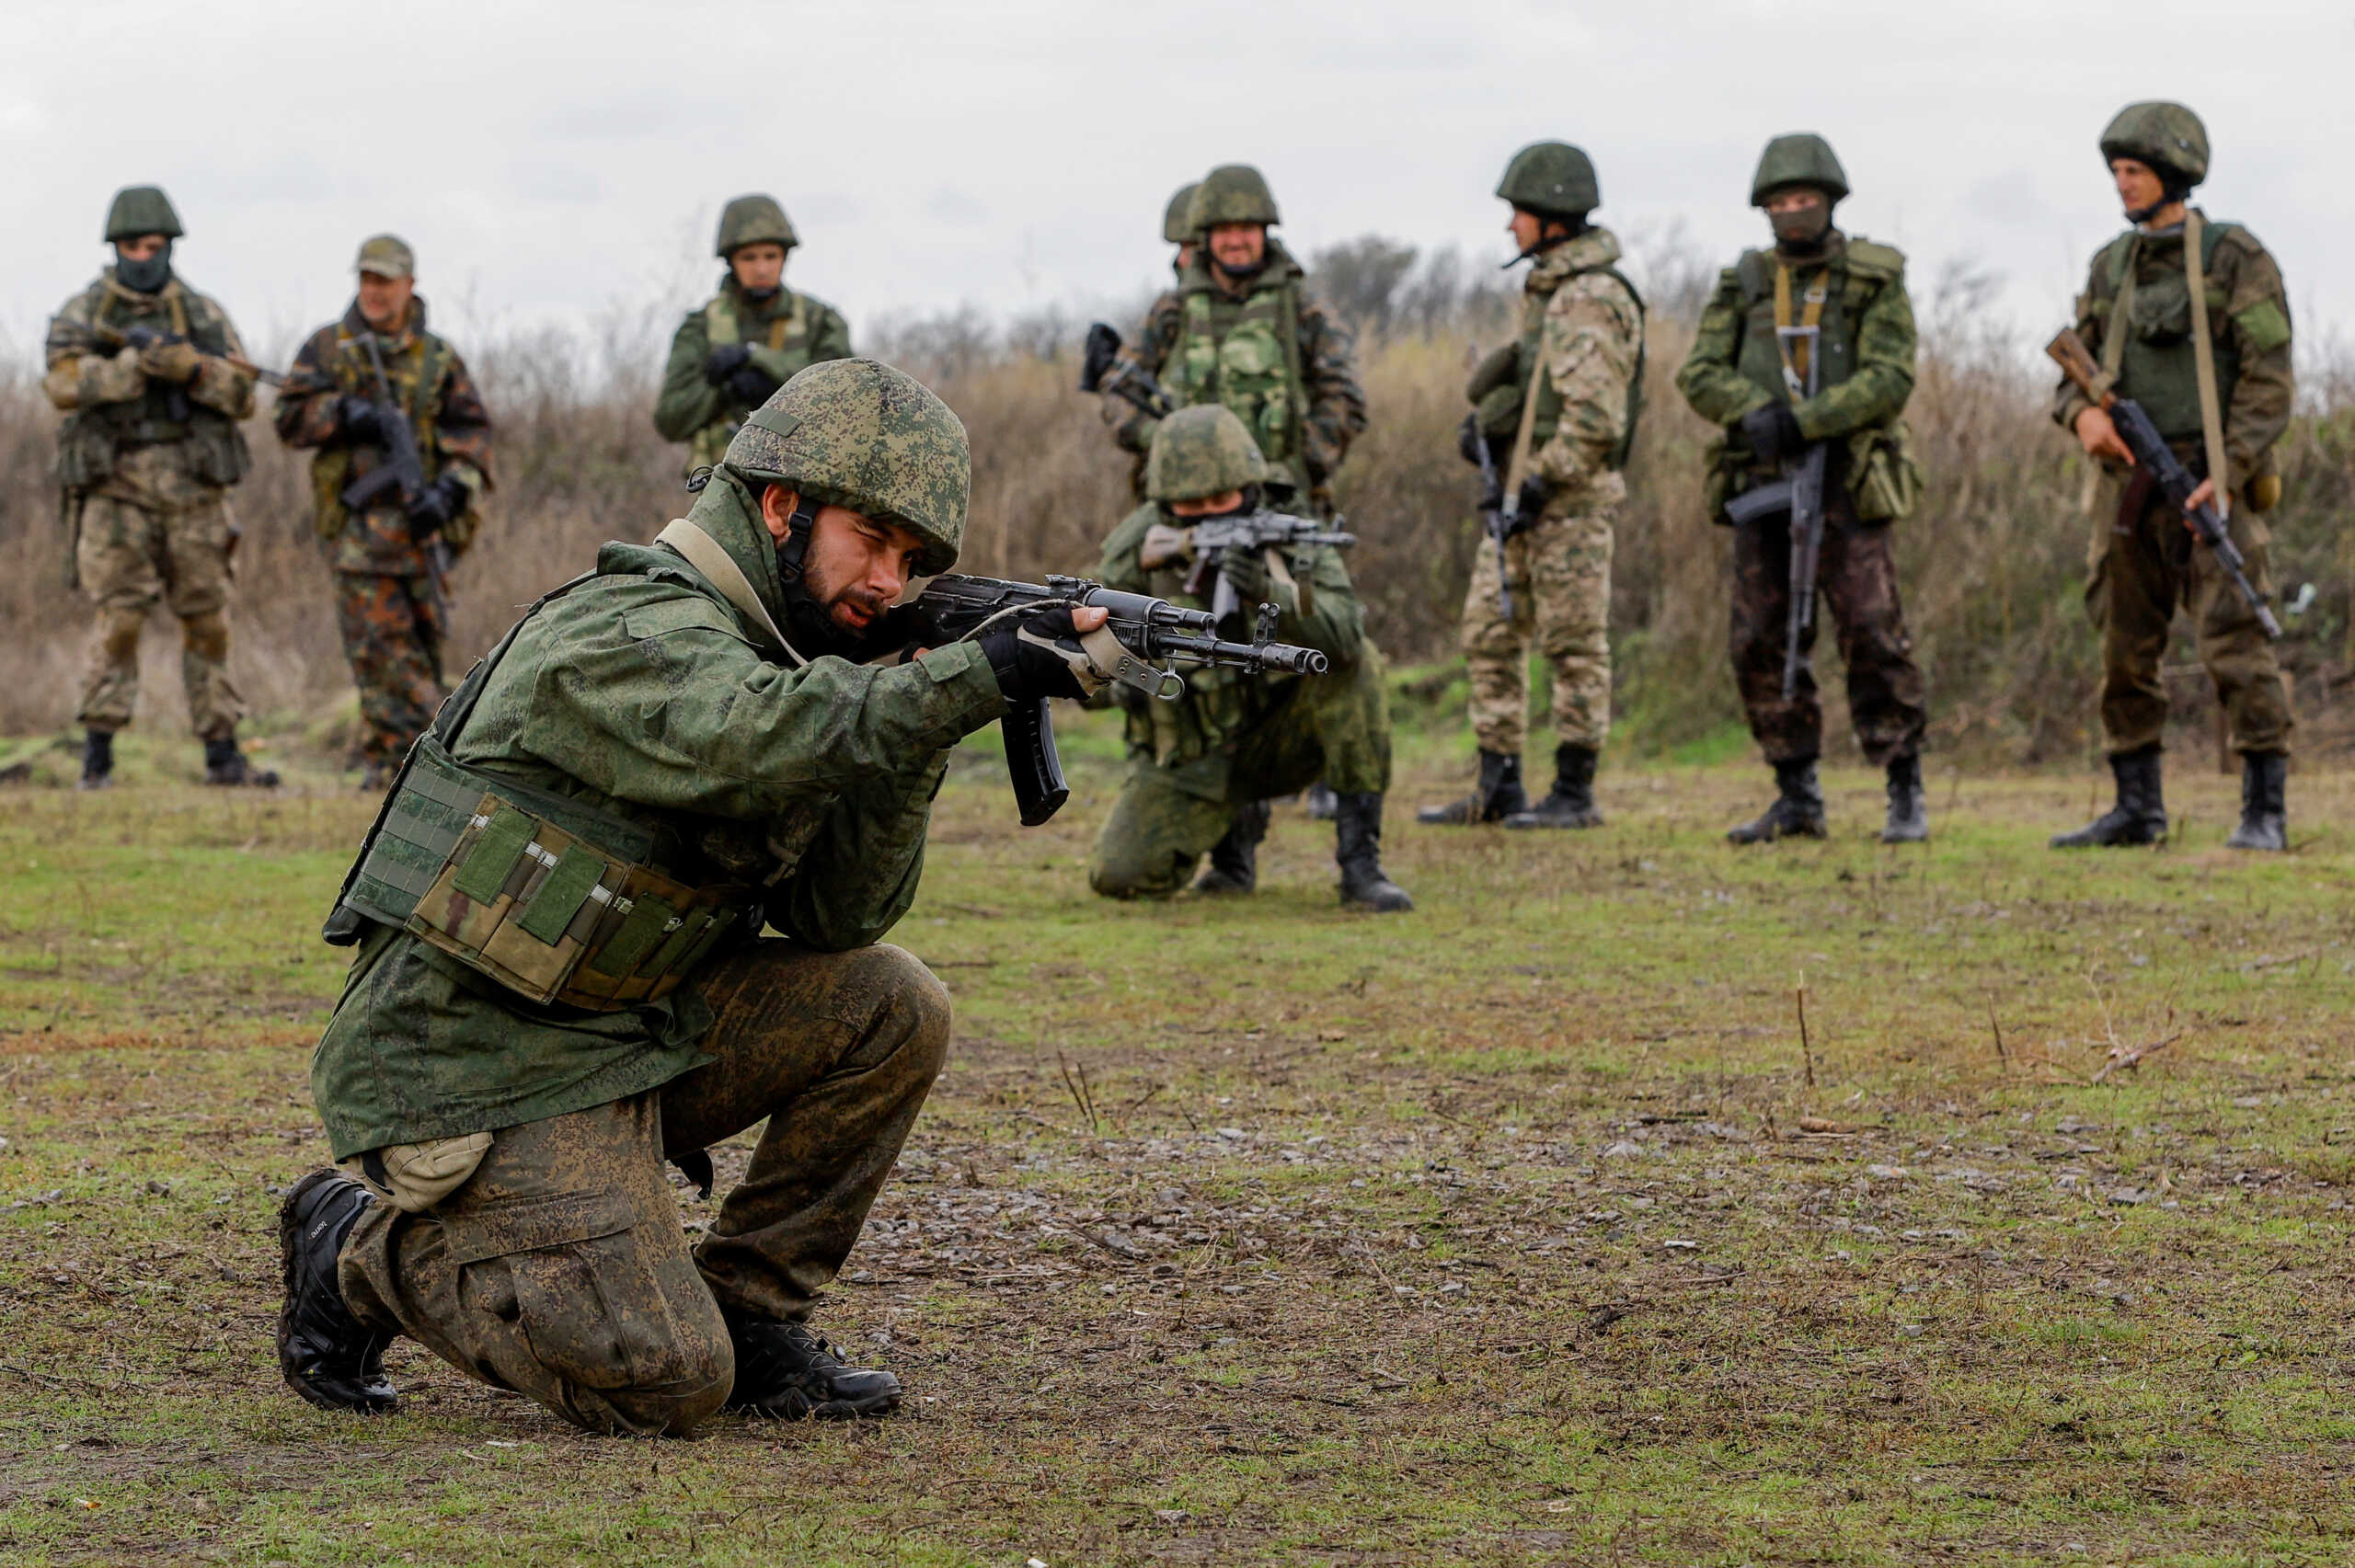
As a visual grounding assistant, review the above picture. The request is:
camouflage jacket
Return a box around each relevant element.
[309,472,1006,1160]
[275,297,494,575]
[654,276,852,473]
[1469,227,1643,513]
[42,269,256,511]
[2051,212,2292,489]
[1114,241,1367,503]
[1095,500,1366,768]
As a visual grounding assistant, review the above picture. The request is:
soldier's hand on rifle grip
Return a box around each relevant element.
[704,343,752,387]
[1740,403,1803,464]
[1513,475,1551,521]
[405,473,470,540]
[2071,406,2134,466]
[336,395,384,444]
[138,338,202,384]
[1455,412,1488,469]
[980,606,1114,704]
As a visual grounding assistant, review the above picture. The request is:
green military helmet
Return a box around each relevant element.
[1496,142,1600,219]
[2099,101,2209,187]
[1750,133,1850,206]
[1163,181,1200,245]
[722,358,969,574]
[104,185,183,243]
[714,193,798,258]
[1145,405,1269,503]
[1189,164,1281,230]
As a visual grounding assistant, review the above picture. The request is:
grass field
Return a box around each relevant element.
[3,719,2352,1566]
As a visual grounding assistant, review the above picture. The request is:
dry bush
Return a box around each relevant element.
[1,246,2348,766]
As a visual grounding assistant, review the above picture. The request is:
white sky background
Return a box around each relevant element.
[0,0,2345,373]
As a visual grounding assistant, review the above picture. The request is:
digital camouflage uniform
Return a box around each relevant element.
[1458,226,1643,757]
[275,295,493,771]
[44,265,256,742]
[294,361,1005,1435]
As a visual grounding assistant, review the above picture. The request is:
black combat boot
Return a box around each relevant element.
[1193,799,1272,895]
[78,729,114,792]
[276,1169,399,1414]
[1726,758,1828,844]
[2050,747,2167,848]
[1503,742,1603,830]
[1304,782,1338,820]
[1879,752,1929,844]
[202,731,281,788]
[1335,793,1413,911]
[1416,749,1525,825]
[725,1317,902,1420]
[2224,750,2288,852]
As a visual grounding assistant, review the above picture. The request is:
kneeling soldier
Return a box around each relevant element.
[279,360,1109,1433]
[1087,406,1410,911]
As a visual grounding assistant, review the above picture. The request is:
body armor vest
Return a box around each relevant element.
[2096,223,2242,445]
[690,289,818,469]
[1164,271,1306,487]
[1509,260,1645,468]
[54,279,249,492]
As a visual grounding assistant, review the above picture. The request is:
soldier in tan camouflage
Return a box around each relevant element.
[1419,143,1645,830]
[43,185,276,788]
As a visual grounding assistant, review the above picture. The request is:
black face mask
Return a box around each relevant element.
[740,283,781,304]
[115,241,173,294]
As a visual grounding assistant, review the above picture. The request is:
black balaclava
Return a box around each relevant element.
[115,240,173,294]
[1768,190,1835,256]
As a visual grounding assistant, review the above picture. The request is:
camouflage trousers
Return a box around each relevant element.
[2087,470,2292,756]
[74,493,245,738]
[1730,516,1926,766]
[337,940,951,1436]
[1089,650,1391,899]
[1459,504,1614,753]
[333,572,447,770]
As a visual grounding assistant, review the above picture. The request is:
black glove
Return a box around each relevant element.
[405,473,470,539]
[1511,475,1551,521]
[336,395,383,444]
[1218,548,1269,606]
[727,364,782,406]
[979,607,1104,704]
[1455,411,1490,469]
[704,343,752,386]
[1740,403,1805,464]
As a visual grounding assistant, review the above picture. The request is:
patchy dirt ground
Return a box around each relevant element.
[3,744,2352,1565]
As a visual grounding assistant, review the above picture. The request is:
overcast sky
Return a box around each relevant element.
[2,0,2345,371]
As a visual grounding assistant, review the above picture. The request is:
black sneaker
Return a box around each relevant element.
[725,1317,902,1420]
[277,1169,398,1414]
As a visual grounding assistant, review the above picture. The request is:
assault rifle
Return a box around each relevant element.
[1472,429,1518,617]
[1142,509,1354,624]
[342,333,454,613]
[1079,323,1173,418]
[2049,326,2281,640]
[905,573,1328,826]
[1723,325,1829,701]
[57,320,285,427]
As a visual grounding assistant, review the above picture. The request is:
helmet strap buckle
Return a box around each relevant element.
[775,497,820,584]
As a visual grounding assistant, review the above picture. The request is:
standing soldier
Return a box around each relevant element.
[43,185,275,788]
[1087,406,1410,911]
[1164,179,1200,280]
[654,195,852,478]
[2050,103,2295,853]
[1674,133,1930,844]
[1419,142,1645,830]
[276,235,494,787]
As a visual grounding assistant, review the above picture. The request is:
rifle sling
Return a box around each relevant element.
[1772,262,1828,395]
[2183,211,2233,516]
[653,516,804,665]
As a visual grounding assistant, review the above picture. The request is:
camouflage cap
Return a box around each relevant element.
[1497,142,1600,219]
[353,234,415,280]
[1750,133,1849,206]
[104,185,182,243]
[1163,182,1200,245]
[723,359,969,575]
[716,194,798,258]
[1189,165,1281,229]
[2100,101,2209,188]
[1145,405,1268,503]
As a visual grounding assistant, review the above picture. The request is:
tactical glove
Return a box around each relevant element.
[1740,403,1805,464]
[727,364,782,407]
[405,473,471,539]
[336,395,384,444]
[1511,475,1551,521]
[704,343,752,386]
[1218,548,1269,606]
[979,607,1114,704]
[1455,411,1491,469]
[138,338,203,384]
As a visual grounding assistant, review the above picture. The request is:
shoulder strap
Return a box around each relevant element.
[1279,278,1307,464]
[653,517,803,662]
[2184,211,2233,507]
[2099,235,2142,385]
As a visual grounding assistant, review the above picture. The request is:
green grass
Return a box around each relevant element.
[3,718,2353,1564]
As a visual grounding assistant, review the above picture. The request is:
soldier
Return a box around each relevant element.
[1102,182,1203,503]
[1673,134,1930,844]
[1418,142,1645,830]
[275,235,494,786]
[43,185,274,788]
[654,195,852,477]
[276,360,1114,1431]
[1087,406,1410,911]
[2051,103,2295,853]
[1164,179,1200,278]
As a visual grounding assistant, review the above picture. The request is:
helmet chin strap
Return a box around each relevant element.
[773,495,820,585]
